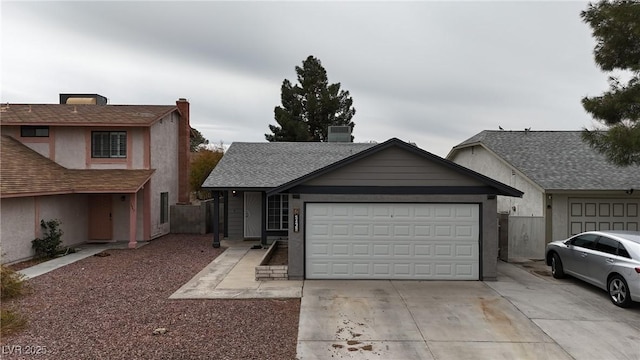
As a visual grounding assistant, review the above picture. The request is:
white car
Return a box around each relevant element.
[545,230,640,308]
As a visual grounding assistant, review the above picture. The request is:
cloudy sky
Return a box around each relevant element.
[1,1,609,157]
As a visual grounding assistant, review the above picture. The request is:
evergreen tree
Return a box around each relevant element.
[581,0,640,166]
[266,56,356,142]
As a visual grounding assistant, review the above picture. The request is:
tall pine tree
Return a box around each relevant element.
[581,0,640,166]
[266,56,356,142]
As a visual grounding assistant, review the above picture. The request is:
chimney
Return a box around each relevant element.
[176,98,191,204]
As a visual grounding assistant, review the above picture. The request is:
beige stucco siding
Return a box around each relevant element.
[451,146,543,216]
[1,194,88,263]
[111,193,145,241]
[1,197,36,263]
[129,128,145,169]
[54,127,86,168]
[149,112,179,237]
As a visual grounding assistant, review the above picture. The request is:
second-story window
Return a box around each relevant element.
[92,131,126,158]
[21,126,49,137]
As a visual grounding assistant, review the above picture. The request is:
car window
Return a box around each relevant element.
[595,236,618,255]
[618,243,631,259]
[569,234,599,249]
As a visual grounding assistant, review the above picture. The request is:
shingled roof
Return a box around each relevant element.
[202,142,376,189]
[449,130,640,191]
[0,104,177,126]
[1,136,155,197]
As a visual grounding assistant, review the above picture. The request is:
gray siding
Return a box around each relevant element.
[288,194,498,281]
[227,192,244,239]
[305,147,484,187]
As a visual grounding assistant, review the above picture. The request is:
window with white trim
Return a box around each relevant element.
[267,195,288,230]
[92,131,126,158]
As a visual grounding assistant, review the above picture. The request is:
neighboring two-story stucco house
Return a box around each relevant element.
[0,94,191,263]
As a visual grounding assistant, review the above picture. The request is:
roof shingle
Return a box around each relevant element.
[202,142,376,189]
[0,104,177,126]
[451,130,640,191]
[1,136,154,197]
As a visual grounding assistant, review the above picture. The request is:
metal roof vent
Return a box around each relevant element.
[327,126,352,142]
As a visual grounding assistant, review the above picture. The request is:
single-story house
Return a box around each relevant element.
[203,136,522,281]
[447,130,640,259]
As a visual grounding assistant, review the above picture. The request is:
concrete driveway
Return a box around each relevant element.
[297,262,640,359]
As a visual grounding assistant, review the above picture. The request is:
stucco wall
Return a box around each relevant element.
[287,194,498,281]
[1,197,36,263]
[54,127,86,168]
[1,194,88,263]
[149,112,179,238]
[451,147,543,216]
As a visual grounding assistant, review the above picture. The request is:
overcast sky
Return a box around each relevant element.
[1,1,608,157]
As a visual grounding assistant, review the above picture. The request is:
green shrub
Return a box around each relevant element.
[32,219,64,259]
[1,308,27,336]
[1,265,26,300]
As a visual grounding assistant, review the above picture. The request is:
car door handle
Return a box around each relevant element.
[606,258,614,264]
[580,252,588,257]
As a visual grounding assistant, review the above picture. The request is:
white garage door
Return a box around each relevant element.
[305,203,480,280]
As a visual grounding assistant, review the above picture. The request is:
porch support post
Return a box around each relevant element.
[261,192,267,246]
[223,190,229,238]
[128,193,137,249]
[212,191,221,248]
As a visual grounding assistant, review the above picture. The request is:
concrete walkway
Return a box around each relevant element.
[170,241,303,299]
[18,242,147,279]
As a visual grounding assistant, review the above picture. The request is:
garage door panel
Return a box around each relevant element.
[306,203,479,280]
[569,198,640,235]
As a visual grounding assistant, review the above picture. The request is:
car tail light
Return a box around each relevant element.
[636,267,640,274]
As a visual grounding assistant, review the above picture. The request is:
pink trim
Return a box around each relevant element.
[143,182,151,240]
[49,128,56,161]
[90,158,128,165]
[143,128,151,169]
[85,129,91,168]
[126,132,133,169]
[128,192,137,248]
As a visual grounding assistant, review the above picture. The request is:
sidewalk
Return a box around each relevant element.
[170,241,303,299]
[17,242,148,280]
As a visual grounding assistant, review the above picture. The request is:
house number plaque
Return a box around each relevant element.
[293,208,299,233]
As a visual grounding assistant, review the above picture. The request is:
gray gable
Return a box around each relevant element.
[452,131,640,191]
[202,142,376,189]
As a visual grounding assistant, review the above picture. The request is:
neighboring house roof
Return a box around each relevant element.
[448,130,640,191]
[202,141,376,189]
[0,104,177,127]
[1,136,155,197]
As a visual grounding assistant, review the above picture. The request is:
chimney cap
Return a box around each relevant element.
[178,98,188,102]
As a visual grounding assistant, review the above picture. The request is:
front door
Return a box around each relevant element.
[244,192,262,238]
[89,194,112,240]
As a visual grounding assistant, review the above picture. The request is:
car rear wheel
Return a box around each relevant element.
[608,275,632,308]
[551,253,565,279]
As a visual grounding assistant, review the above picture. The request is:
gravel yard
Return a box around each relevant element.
[1,234,300,360]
